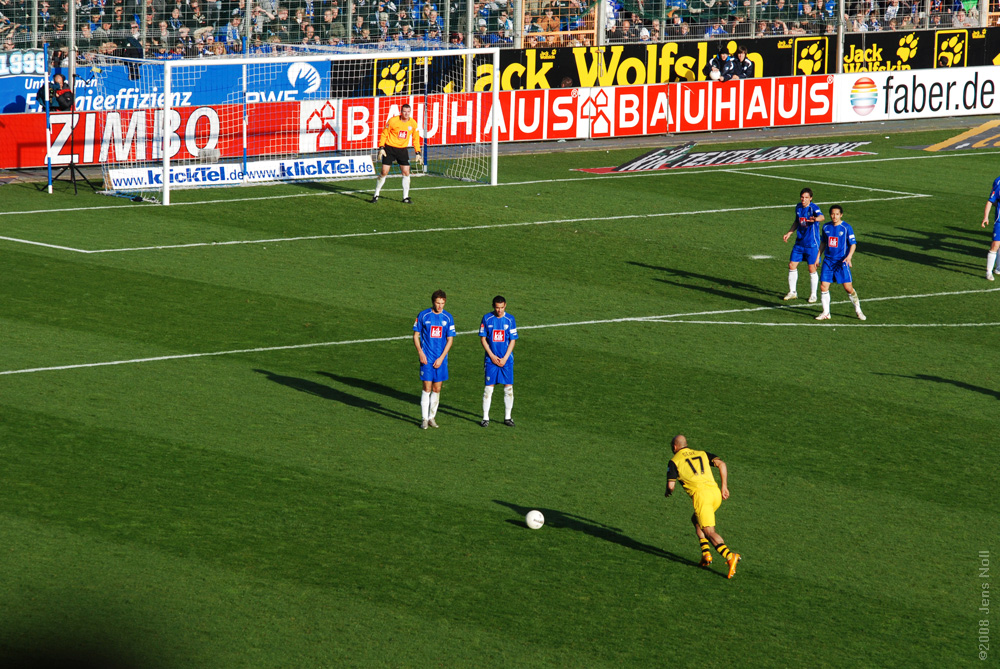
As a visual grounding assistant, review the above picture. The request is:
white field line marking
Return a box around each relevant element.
[0,148,987,219]
[2,286,996,377]
[653,320,1000,328]
[721,169,925,196]
[81,195,924,254]
[750,255,773,260]
[0,235,90,253]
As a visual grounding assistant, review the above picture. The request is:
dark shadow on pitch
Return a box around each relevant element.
[862,229,980,275]
[254,369,418,424]
[318,371,481,423]
[874,372,1000,400]
[628,261,789,310]
[493,500,713,573]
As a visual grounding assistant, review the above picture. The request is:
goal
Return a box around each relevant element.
[82,47,500,204]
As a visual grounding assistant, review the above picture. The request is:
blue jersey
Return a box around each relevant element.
[794,202,824,247]
[479,312,518,358]
[822,222,856,262]
[413,308,455,359]
[988,176,1000,224]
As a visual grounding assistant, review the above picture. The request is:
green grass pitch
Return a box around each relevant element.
[0,130,997,667]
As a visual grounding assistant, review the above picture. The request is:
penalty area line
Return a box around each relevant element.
[83,194,923,253]
[648,320,1000,327]
[1,286,997,377]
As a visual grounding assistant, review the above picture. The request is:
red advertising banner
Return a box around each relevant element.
[0,75,840,170]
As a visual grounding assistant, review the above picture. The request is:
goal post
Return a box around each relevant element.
[84,47,501,204]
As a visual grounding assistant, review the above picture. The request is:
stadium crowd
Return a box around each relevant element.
[0,0,989,59]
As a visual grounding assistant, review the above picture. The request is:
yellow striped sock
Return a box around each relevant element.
[715,543,732,559]
[699,539,712,559]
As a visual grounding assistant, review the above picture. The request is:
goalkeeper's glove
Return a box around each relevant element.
[377,147,386,160]
[415,150,422,160]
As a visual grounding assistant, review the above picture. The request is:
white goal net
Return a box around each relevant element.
[80,47,500,204]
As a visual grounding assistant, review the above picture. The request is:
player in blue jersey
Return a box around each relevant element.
[782,188,824,303]
[479,295,518,428]
[815,205,866,321]
[413,289,456,429]
[981,175,1000,280]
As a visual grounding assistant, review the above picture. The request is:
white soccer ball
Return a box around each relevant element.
[525,510,545,530]
[709,69,722,81]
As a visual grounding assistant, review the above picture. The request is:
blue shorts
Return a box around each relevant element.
[420,359,448,382]
[789,245,819,265]
[484,358,513,386]
[993,221,1000,242]
[820,259,853,284]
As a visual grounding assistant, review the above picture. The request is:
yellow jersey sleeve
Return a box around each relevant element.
[379,116,422,151]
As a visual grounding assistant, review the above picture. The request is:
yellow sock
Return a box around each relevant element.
[699,539,712,560]
[715,543,733,559]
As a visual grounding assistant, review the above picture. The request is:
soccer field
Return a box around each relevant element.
[0,129,996,667]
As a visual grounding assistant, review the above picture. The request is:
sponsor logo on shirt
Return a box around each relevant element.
[492,330,506,343]
[829,236,839,247]
[397,130,408,139]
[430,326,443,338]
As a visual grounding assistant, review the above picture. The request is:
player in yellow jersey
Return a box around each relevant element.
[665,434,742,578]
[370,103,422,204]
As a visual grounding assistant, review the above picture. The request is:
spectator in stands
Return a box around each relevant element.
[648,18,661,40]
[676,21,690,36]
[78,23,95,51]
[352,12,365,37]
[167,6,183,30]
[731,44,753,78]
[189,2,210,31]
[704,18,726,36]
[93,18,113,41]
[953,7,974,27]
[426,24,441,40]
[325,6,346,38]
[539,5,560,31]
[497,9,512,36]
[884,0,899,22]
[704,46,734,79]
[449,30,462,45]
[224,14,241,42]
[768,0,791,18]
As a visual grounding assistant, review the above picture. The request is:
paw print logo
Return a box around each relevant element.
[897,33,919,62]
[796,40,825,75]
[378,61,408,96]
[937,32,966,67]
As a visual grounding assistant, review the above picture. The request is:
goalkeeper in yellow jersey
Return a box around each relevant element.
[665,434,742,578]
[370,103,422,204]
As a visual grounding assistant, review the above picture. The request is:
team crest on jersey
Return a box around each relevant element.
[430,326,443,338]
[492,330,506,342]
[829,236,839,247]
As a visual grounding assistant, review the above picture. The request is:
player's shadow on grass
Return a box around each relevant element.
[317,372,481,423]
[254,369,418,424]
[493,500,714,574]
[863,230,980,275]
[874,372,1000,399]
[293,180,372,202]
[628,261,785,309]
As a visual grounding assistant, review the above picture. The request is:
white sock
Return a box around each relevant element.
[503,385,513,420]
[374,175,386,196]
[402,175,411,198]
[420,390,430,420]
[429,391,440,419]
[809,271,819,298]
[482,386,494,421]
[788,269,798,294]
[820,290,830,314]
[850,290,861,309]
[989,251,997,274]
